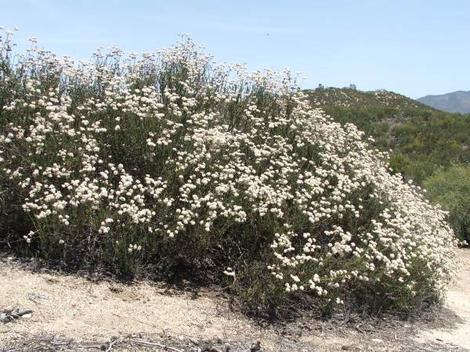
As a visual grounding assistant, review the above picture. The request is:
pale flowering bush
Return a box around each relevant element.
[0,30,459,315]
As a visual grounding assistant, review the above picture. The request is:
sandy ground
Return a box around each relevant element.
[415,249,470,350]
[0,251,469,351]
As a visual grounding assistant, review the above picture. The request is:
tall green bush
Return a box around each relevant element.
[424,165,470,244]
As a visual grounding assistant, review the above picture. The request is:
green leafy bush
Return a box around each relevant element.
[0,31,459,316]
[424,165,470,244]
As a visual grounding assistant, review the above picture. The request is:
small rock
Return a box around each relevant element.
[200,342,213,351]
[0,308,33,323]
[189,337,199,345]
[27,292,48,302]
[0,313,8,323]
[250,340,261,352]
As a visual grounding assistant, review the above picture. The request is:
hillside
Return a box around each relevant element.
[305,87,470,184]
[306,87,429,110]
[418,91,470,114]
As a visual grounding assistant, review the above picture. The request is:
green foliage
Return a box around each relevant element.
[424,165,470,243]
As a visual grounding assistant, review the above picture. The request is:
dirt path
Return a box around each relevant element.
[1,251,469,351]
[415,249,470,350]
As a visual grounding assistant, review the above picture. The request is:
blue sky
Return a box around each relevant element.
[0,0,468,98]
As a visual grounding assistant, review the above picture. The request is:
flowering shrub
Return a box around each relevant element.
[0,30,459,315]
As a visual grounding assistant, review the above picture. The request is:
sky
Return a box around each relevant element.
[0,0,469,98]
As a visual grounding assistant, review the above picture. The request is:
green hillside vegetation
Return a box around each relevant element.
[307,87,426,110]
[306,87,470,241]
[424,165,470,244]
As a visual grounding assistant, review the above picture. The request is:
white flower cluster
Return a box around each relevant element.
[0,31,458,306]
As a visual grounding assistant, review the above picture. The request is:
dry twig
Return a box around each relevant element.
[131,339,184,352]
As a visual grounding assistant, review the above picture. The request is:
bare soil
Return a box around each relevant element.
[415,249,470,350]
[1,250,469,352]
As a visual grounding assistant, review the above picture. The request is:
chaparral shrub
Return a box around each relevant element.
[0,30,459,316]
[424,165,470,245]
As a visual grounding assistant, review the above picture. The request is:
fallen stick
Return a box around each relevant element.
[132,339,184,352]
[77,344,103,349]
[104,337,122,352]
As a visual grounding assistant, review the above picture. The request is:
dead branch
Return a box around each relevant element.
[104,337,122,352]
[131,339,184,352]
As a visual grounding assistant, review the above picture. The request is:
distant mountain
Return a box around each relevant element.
[417,91,470,114]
